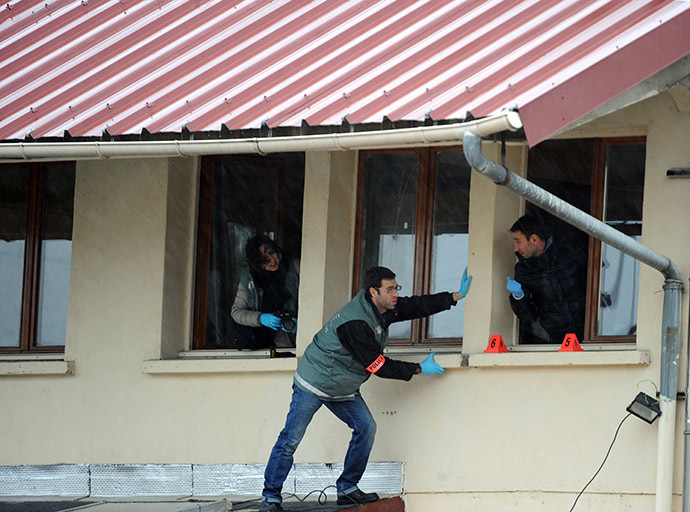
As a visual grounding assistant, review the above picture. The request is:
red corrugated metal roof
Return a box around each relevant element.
[1,0,689,146]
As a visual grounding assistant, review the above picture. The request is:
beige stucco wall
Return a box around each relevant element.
[1,90,689,511]
[464,141,526,351]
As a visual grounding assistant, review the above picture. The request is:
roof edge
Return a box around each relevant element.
[519,8,690,147]
[0,112,522,163]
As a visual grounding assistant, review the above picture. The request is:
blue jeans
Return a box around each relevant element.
[262,384,377,504]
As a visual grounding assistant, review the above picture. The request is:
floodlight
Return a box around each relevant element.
[626,392,661,424]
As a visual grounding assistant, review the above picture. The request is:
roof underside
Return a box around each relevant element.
[1,0,689,146]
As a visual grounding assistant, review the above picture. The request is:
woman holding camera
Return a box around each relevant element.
[231,235,299,350]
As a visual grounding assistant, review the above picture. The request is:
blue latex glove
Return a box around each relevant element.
[458,267,472,296]
[419,352,445,375]
[506,277,524,298]
[282,318,297,333]
[260,313,282,330]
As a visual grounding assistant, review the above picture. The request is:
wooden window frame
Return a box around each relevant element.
[584,136,646,343]
[355,137,645,346]
[353,146,466,346]
[192,155,286,350]
[192,157,215,350]
[1,162,73,354]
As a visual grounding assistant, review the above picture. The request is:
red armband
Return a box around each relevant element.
[366,354,386,374]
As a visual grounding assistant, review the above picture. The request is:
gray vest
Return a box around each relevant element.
[295,290,386,400]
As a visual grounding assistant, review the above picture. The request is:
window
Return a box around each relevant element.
[354,148,471,346]
[590,140,645,339]
[0,162,76,353]
[526,137,645,343]
[193,154,305,350]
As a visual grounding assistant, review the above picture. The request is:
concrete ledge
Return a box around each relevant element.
[384,350,467,369]
[143,346,648,374]
[142,357,297,374]
[0,359,74,376]
[469,349,650,367]
[368,347,650,369]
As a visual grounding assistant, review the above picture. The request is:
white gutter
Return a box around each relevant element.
[0,112,522,163]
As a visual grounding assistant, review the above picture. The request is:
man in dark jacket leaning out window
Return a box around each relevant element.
[506,214,587,344]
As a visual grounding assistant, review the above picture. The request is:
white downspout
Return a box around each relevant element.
[462,131,683,512]
[0,112,523,163]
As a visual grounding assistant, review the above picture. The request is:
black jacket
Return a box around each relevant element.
[337,292,456,380]
[509,237,587,343]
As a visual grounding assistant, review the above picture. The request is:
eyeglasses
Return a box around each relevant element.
[376,285,402,294]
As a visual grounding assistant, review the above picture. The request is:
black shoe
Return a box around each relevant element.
[259,501,285,512]
[336,489,380,506]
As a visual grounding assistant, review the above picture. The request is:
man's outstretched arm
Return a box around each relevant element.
[337,321,421,380]
[391,267,472,322]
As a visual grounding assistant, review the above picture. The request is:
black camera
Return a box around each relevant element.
[274,311,296,332]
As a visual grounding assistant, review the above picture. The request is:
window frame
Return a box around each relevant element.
[192,154,293,351]
[353,146,467,346]
[524,136,645,345]
[0,162,74,354]
[584,136,646,343]
[355,137,645,347]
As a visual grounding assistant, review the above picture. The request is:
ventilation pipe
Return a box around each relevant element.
[462,131,683,512]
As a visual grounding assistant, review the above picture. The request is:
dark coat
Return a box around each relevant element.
[509,237,587,343]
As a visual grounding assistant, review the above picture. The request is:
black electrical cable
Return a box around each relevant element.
[231,484,363,511]
[282,485,364,511]
[568,412,632,512]
[281,485,335,507]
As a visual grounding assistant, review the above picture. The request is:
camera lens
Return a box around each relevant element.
[282,317,295,331]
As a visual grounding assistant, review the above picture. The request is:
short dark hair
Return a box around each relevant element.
[245,234,280,270]
[364,266,396,291]
[509,214,549,241]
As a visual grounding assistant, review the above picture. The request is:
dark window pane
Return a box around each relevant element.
[428,150,471,339]
[527,139,593,246]
[598,144,645,336]
[36,165,75,347]
[200,154,304,348]
[524,140,592,343]
[207,160,277,347]
[0,168,29,347]
[359,152,419,339]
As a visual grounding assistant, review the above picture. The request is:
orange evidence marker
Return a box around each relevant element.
[558,333,584,352]
[484,334,509,353]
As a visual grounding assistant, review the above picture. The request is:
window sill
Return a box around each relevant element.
[143,350,298,374]
[386,344,649,369]
[0,355,74,376]
[142,345,649,374]
[469,347,649,368]
[383,347,466,369]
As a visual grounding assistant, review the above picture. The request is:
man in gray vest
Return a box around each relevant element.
[260,266,472,511]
